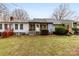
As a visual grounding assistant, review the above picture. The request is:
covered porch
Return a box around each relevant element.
[29,22,54,35]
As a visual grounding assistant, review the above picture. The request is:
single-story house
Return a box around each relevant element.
[0,16,75,35]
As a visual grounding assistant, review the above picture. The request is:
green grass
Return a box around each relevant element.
[0,35,79,56]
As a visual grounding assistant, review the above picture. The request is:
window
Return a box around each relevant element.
[20,24,23,30]
[73,22,77,28]
[41,24,47,30]
[15,24,18,30]
[37,24,39,27]
[73,22,77,24]
[0,24,2,29]
[10,16,14,21]
[29,23,35,31]
[43,25,46,28]
[4,24,8,30]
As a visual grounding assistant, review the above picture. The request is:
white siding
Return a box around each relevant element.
[13,23,29,34]
[23,24,29,34]
[0,23,5,32]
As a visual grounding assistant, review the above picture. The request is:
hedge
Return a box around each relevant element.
[54,26,68,35]
[1,31,14,38]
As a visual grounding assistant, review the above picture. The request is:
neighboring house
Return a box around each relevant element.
[73,20,79,29]
[61,20,74,32]
[73,20,79,33]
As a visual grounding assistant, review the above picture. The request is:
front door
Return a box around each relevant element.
[35,24,40,32]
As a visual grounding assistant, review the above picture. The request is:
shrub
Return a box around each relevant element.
[1,31,7,38]
[1,31,14,38]
[8,31,14,36]
[54,26,67,35]
[40,30,49,35]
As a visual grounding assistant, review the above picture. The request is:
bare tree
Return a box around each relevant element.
[0,3,9,20]
[0,4,8,13]
[12,9,29,20]
[52,4,74,20]
[3,11,10,20]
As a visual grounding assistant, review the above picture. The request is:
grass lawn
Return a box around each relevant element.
[0,35,79,56]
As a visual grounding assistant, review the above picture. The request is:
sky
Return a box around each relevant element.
[5,3,79,19]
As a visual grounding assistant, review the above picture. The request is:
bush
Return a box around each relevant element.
[40,30,49,35]
[54,26,68,35]
[1,31,14,38]
[1,31,7,38]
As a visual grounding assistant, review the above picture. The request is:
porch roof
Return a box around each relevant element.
[29,18,53,24]
[29,18,74,24]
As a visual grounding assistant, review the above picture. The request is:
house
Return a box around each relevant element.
[73,20,79,33]
[73,20,79,29]
[61,20,74,32]
[0,15,75,35]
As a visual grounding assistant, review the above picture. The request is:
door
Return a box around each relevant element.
[48,24,55,33]
[35,24,40,32]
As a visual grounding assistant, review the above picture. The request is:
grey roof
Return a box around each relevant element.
[61,20,74,23]
[29,18,61,24]
[29,18,53,22]
[0,19,29,23]
[29,18,74,24]
[73,20,79,23]
[0,18,75,24]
